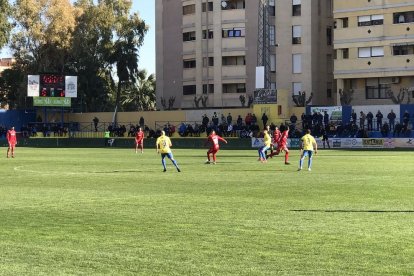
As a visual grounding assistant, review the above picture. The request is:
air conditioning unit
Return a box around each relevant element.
[391,77,400,84]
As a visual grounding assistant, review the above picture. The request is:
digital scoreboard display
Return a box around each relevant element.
[39,74,65,97]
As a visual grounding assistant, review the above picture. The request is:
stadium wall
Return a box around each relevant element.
[0,137,252,149]
[2,137,413,149]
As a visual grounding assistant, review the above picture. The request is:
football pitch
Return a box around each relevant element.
[1,147,413,275]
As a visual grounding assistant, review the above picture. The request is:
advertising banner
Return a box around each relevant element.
[65,76,78,98]
[27,75,40,97]
[394,138,414,148]
[362,138,384,148]
[33,97,71,107]
[310,106,342,121]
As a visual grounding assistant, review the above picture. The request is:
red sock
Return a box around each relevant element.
[213,154,216,162]
[285,152,289,163]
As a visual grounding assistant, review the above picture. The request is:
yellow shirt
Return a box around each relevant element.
[156,135,172,153]
[263,132,272,147]
[301,134,316,151]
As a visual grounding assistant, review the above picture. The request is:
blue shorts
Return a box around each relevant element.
[161,153,174,159]
[302,150,313,158]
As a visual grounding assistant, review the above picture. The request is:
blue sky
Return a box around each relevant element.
[0,1,156,75]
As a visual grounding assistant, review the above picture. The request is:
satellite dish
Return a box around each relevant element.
[221,0,228,8]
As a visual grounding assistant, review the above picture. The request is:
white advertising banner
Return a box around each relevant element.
[65,76,78,98]
[27,75,40,97]
[394,138,414,148]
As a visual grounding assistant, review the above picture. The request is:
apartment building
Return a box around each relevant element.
[156,0,334,109]
[334,0,414,105]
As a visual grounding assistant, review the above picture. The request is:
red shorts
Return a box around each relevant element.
[277,144,288,152]
[208,147,219,154]
[135,140,143,145]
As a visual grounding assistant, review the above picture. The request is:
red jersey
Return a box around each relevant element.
[135,131,144,143]
[7,130,17,145]
[279,129,289,146]
[207,134,226,149]
[272,129,281,143]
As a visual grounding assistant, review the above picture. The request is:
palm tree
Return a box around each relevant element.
[122,69,156,111]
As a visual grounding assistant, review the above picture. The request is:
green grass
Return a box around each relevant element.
[1,147,414,275]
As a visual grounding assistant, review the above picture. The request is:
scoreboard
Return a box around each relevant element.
[27,74,77,98]
[40,74,65,97]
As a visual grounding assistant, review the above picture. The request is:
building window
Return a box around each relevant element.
[202,2,213,12]
[292,54,302,73]
[292,0,301,16]
[203,57,214,67]
[292,82,302,95]
[269,0,276,16]
[183,4,195,15]
[202,29,214,39]
[393,11,414,24]
[269,25,275,45]
[393,44,414,55]
[327,82,332,98]
[365,78,390,99]
[342,17,349,28]
[221,0,245,10]
[223,83,246,93]
[203,84,214,94]
[222,28,245,38]
[183,31,196,42]
[292,25,301,44]
[358,46,384,58]
[222,56,246,66]
[270,54,276,72]
[342,48,349,59]
[358,15,384,26]
[327,27,332,45]
[183,59,196,69]
[183,85,196,95]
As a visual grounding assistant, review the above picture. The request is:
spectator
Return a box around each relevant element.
[403,110,410,130]
[366,111,374,131]
[251,114,257,125]
[139,116,145,128]
[226,113,233,126]
[381,122,390,137]
[301,113,306,130]
[290,113,298,131]
[212,112,219,126]
[376,110,383,131]
[236,115,243,127]
[351,110,357,124]
[387,110,396,131]
[359,111,366,130]
[323,111,329,128]
[202,114,209,129]
[261,113,268,128]
[93,117,99,132]
[221,114,226,125]
[245,113,252,126]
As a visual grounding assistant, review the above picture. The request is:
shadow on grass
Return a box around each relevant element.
[291,209,414,213]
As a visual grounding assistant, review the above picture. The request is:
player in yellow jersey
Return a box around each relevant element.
[156,131,181,172]
[258,129,272,163]
[298,129,318,171]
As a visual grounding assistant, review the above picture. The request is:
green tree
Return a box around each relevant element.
[122,70,156,111]
[11,0,78,73]
[0,0,12,49]
[108,8,148,117]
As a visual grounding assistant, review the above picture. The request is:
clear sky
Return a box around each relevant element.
[0,1,156,75]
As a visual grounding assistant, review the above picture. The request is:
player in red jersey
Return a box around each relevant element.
[205,130,227,164]
[267,125,281,159]
[6,126,17,158]
[274,125,290,165]
[135,127,144,153]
